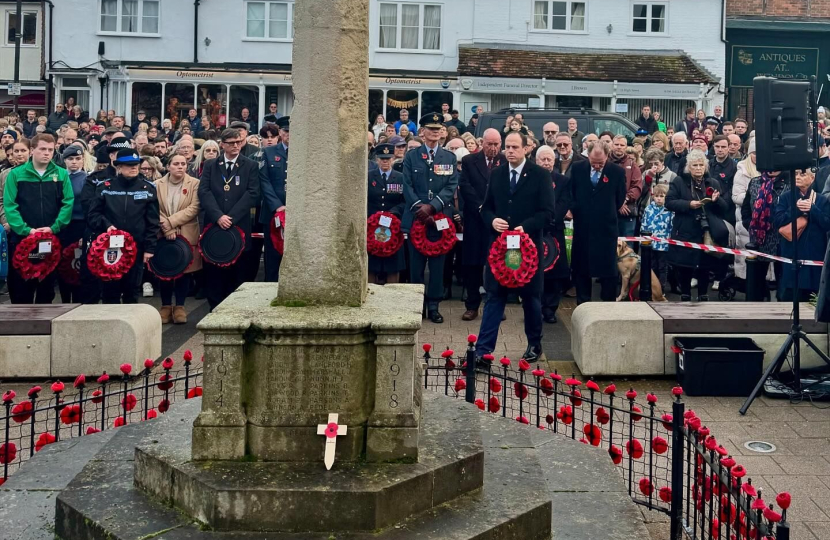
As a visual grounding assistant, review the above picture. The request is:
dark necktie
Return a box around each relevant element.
[510,170,518,193]
[486,158,492,170]
[381,172,387,183]
[429,149,435,161]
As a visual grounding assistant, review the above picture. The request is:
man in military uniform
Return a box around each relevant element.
[259,116,289,282]
[403,113,459,323]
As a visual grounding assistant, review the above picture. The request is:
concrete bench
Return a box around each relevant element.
[572,302,829,377]
[0,304,161,378]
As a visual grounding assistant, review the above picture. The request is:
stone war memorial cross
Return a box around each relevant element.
[54,0,552,537]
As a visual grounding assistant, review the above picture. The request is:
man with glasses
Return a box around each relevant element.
[542,122,560,148]
[199,128,261,310]
[553,132,586,177]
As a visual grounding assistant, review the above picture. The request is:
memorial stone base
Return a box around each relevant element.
[192,283,424,463]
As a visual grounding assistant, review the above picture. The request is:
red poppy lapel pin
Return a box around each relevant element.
[372,181,376,187]
[104,181,110,186]
[275,156,281,162]
[720,173,726,178]
[422,153,428,160]
[182,188,188,195]
[602,176,609,183]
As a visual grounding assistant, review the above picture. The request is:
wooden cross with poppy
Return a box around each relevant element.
[316,413,347,470]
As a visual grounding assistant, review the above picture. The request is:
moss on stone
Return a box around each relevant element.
[271,298,309,307]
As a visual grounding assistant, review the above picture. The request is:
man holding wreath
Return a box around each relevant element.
[475,131,555,363]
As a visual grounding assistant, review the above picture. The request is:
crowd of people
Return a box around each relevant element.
[1,99,829,359]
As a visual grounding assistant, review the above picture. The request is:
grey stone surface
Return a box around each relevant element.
[194,283,425,463]
[0,335,51,378]
[276,0,369,306]
[50,304,161,377]
[572,302,665,376]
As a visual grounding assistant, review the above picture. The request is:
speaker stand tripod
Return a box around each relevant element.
[740,168,830,415]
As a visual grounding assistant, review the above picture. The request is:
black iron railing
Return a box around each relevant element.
[423,336,793,540]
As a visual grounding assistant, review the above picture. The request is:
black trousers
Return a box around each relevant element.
[574,273,617,304]
[677,266,710,299]
[409,242,445,311]
[263,235,283,282]
[542,275,568,316]
[7,260,57,304]
[101,251,145,304]
[463,264,484,311]
[204,260,245,310]
[241,238,263,283]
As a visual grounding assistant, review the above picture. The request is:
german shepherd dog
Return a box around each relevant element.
[616,240,667,302]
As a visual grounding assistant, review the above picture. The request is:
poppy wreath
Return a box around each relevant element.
[147,235,194,282]
[57,241,81,286]
[269,210,286,254]
[86,229,138,281]
[12,231,62,281]
[488,231,538,288]
[410,213,457,257]
[366,211,404,257]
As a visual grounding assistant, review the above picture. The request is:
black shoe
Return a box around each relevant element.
[428,310,444,324]
[698,295,709,302]
[523,344,543,363]
[680,294,691,302]
[544,312,558,324]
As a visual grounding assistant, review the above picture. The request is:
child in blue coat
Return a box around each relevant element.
[641,183,674,289]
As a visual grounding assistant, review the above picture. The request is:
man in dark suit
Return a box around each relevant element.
[535,145,570,324]
[259,116,290,282]
[403,113,459,323]
[458,128,503,321]
[569,140,626,303]
[475,132,555,363]
[198,128,261,310]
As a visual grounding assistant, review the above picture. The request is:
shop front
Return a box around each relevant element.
[725,19,830,126]
[367,75,455,126]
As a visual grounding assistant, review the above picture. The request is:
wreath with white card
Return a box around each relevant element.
[409,212,457,257]
[12,231,61,281]
[366,212,404,257]
[488,231,538,288]
[87,230,137,281]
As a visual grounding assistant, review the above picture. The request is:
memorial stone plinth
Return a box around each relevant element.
[193,282,424,463]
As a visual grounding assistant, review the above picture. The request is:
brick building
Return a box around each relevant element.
[725,0,830,122]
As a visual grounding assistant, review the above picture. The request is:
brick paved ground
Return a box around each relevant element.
[418,296,830,540]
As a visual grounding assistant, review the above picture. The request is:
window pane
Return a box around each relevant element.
[551,15,566,30]
[651,17,664,32]
[22,12,37,43]
[632,18,646,32]
[571,2,585,31]
[423,5,440,49]
[379,3,397,48]
[247,2,265,37]
[401,4,419,49]
[101,0,117,31]
[533,1,548,29]
[651,4,665,32]
[551,1,566,15]
[121,0,138,32]
[632,4,647,18]
[269,2,288,38]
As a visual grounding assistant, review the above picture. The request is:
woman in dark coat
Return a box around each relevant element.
[742,170,790,299]
[367,144,407,284]
[773,168,830,301]
[665,149,729,301]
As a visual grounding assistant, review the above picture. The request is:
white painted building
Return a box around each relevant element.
[0,0,48,115]
[47,0,726,130]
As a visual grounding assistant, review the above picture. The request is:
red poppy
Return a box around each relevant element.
[487,231,538,288]
[720,456,736,468]
[586,380,600,392]
[467,334,477,344]
[146,410,158,420]
[51,381,65,393]
[454,379,466,393]
[514,382,528,400]
[652,436,668,454]
[35,432,56,452]
[531,368,545,377]
[499,356,511,366]
[157,374,174,391]
[609,445,623,465]
[90,389,104,404]
[625,388,637,400]
[550,372,562,382]
[489,378,502,393]
[626,439,644,459]
[776,492,791,510]
[631,405,643,421]
[144,358,155,370]
[481,353,494,362]
[182,188,187,195]
[518,359,531,371]
[659,486,672,503]
[120,363,132,376]
[763,507,782,523]
[113,417,126,428]
[661,413,673,431]
[639,478,653,496]
[97,373,110,384]
[583,424,602,446]
[646,393,657,404]
[187,387,203,398]
[741,483,757,497]
[545,414,554,425]
[27,386,41,398]
[596,407,610,425]
[539,378,554,396]
[516,416,529,424]
[706,187,715,197]
[162,357,174,370]
[488,396,500,413]
[557,405,573,425]
[569,388,583,407]
[602,176,609,183]
[60,404,82,425]
[671,386,683,397]
[0,442,16,464]
[565,377,582,387]
[422,344,432,353]
[183,350,193,363]
[86,427,101,435]
[475,398,485,411]
[604,383,616,395]
[121,394,137,411]
[73,374,86,388]
[2,390,15,403]
[158,399,170,413]
[11,401,33,423]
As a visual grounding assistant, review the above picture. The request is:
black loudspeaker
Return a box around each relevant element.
[753,77,813,171]
[98,41,105,56]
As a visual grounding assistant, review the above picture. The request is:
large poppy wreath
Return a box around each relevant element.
[410,212,457,257]
[57,241,82,286]
[488,231,539,288]
[270,210,286,254]
[367,211,404,257]
[12,231,61,281]
[87,230,138,281]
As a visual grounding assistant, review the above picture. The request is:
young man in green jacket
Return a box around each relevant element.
[3,133,74,303]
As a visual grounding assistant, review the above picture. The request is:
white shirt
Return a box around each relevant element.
[223,153,239,169]
[509,159,526,183]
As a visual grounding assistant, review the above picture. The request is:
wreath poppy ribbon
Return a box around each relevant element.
[488,231,539,288]
[12,231,62,281]
[410,213,457,257]
[86,230,138,281]
[367,212,404,257]
[270,210,286,254]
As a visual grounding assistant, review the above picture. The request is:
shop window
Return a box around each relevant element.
[198,84,228,129]
[386,90,418,125]
[131,82,161,124]
[99,0,160,35]
[421,91,452,118]
[230,85,259,127]
[532,1,586,32]
[631,2,666,34]
[246,1,293,40]
[378,3,441,51]
[369,90,384,124]
[163,84,195,130]
[5,11,37,46]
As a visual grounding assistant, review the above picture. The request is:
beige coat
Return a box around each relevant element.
[156,173,202,273]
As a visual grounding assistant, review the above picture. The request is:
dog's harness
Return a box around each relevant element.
[617,252,641,274]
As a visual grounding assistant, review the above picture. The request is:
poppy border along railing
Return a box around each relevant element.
[422,335,793,540]
[0,351,203,485]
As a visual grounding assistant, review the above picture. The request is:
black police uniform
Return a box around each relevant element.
[402,113,459,321]
[368,144,406,276]
[87,151,160,304]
